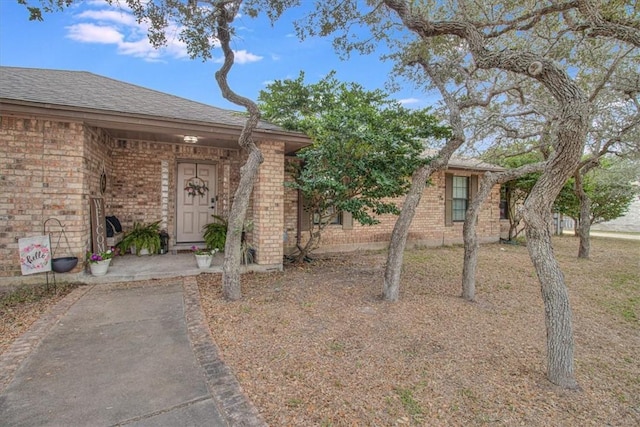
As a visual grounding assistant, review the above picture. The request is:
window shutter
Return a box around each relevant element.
[299,191,311,232]
[445,173,453,226]
[470,175,478,201]
[470,175,479,224]
[342,211,353,230]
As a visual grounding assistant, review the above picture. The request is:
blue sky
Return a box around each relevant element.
[0,0,429,111]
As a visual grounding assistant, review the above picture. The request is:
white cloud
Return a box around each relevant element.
[66,23,123,44]
[64,4,260,63]
[75,10,138,27]
[399,98,421,105]
[233,50,263,64]
[118,38,157,58]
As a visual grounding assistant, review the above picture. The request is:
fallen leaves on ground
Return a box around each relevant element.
[199,237,639,426]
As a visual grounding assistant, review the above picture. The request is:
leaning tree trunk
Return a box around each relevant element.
[214,4,263,301]
[383,54,466,301]
[524,201,579,389]
[462,164,544,301]
[461,174,493,302]
[520,99,587,390]
[574,172,592,258]
[384,165,432,301]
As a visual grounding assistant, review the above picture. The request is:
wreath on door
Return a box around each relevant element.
[184,176,209,198]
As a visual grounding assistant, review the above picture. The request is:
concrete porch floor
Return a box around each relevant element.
[62,251,282,286]
[79,251,224,285]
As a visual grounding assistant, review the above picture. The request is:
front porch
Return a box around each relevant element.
[48,252,281,286]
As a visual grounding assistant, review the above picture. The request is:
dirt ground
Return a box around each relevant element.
[0,283,78,355]
[2,237,637,426]
[198,237,639,426]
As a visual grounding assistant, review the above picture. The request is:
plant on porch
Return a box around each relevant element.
[203,216,256,264]
[202,215,228,251]
[191,245,218,269]
[119,220,162,256]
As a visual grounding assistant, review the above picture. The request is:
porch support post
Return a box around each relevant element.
[252,140,285,268]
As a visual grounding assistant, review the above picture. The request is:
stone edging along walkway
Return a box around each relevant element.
[0,285,94,392]
[182,276,266,426]
[0,278,266,427]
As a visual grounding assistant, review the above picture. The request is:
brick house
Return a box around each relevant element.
[1,66,504,285]
[0,66,310,284]
[285,155,506,254]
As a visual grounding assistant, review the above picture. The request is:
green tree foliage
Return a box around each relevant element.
[555,158,640,226]
[259,71,450,259]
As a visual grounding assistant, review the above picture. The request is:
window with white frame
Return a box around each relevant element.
[452,176,469,221]
[313,206,342,225]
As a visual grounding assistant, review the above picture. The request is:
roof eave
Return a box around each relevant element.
[0,99,311,153]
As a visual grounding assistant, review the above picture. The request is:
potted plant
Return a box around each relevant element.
[191,245,219,269]
[203,216,256,264]
[202,215,227,251]
[86,248,114,276]
[241,220,255,264]
[119,220,161,256]
[240,240,256,265]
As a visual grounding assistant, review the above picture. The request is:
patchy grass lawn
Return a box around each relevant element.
[199,236,639,426]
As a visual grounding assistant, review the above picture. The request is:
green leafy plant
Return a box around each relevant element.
[241,239,255,264]
[202,215,228,251]
[259,71,450,262]
[119,220,161,255]
[86,249,114,264]
[191,245,219,256]
[240,220,255,264]
[203,216,255,262]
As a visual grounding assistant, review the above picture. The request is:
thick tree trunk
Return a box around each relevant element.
[523,205,579,389]
[462,164,543,301]
[383,0,590,388]
[461,175,493,301]
[520,103,587,389]
[574,172,592,258]
[214,3,263,300]
[383,165,431,301]
[222,153,262,300]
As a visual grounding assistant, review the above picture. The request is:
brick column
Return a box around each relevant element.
[252,141,284,267]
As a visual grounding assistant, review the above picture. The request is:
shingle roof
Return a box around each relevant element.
[422,149,504,172]
[447,154,505,172]
[0,66,282,131]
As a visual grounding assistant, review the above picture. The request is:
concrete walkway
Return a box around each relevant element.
[562,230,640,241]
[0,278,265,426]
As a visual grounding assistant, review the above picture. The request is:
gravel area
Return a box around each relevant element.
[198,237,639,426]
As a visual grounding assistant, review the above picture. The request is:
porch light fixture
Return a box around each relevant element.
[183,135,198,144]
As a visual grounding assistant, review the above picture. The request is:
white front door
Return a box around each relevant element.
[177,163,217,243]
